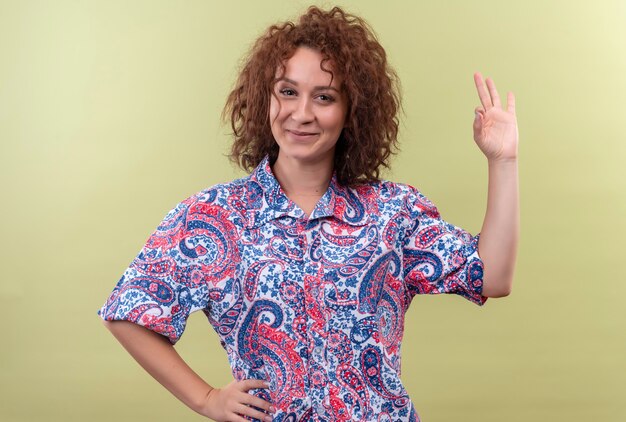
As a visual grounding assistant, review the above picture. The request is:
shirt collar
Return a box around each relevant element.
[243,156,376,229]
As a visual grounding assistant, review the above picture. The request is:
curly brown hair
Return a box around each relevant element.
[223,6,401,186]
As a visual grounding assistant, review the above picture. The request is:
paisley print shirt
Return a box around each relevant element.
[98,156,487,422]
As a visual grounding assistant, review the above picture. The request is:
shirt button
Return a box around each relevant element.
[315,403,325,416]
[313,345,323,357]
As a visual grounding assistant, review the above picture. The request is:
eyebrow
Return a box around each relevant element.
[277,77,341,92]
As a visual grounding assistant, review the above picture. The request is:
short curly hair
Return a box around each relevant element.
[223,6,401,186]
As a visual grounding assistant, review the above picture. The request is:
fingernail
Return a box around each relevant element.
[264,381,271,388]
[269,405,276,412]
[264,416,272,422]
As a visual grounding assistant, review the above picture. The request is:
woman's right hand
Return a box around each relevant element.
[198,379,275,422]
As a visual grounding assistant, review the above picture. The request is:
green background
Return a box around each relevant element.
[1,0,624,421]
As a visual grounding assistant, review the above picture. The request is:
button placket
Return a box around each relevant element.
[301,219,331,420]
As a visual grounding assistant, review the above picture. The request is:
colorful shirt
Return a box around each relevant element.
[98,156,487,422]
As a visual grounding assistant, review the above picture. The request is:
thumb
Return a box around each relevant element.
[474,106,484,119]
[473,109,483,130]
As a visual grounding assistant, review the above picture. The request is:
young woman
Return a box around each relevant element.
[98,6,519,422]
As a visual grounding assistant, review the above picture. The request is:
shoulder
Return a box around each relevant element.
[191,175,249,207]
[165,174,254,230]
[360,180,440,219]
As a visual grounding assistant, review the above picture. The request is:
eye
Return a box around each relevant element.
[317,94,335,103]
[279,88,297,97]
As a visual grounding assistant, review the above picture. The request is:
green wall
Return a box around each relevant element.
[1,0,624,420]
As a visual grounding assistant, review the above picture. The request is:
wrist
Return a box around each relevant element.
[487,157,518,168]
[192,386,216,417]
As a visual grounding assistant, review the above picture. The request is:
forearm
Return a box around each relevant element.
[102,320,213,415]
[477,158,519,297]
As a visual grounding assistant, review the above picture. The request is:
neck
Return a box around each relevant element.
[272,153,334,198]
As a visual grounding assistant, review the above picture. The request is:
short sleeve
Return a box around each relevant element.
[402,186,488,306]
[97,196,210,344]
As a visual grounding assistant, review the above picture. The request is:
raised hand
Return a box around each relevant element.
[473,72,519,162]
[198,379,275,422]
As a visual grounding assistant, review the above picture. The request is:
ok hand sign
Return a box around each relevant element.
[473,72,519,162]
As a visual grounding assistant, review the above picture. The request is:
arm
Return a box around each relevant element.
[102,320,274,422]
[472,72,520,297]
[478,159,519,297]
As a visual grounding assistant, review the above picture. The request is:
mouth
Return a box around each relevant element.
[286,129,319,141]
[287,129,319,136]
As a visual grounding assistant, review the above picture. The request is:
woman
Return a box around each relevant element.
[98,6,519,422]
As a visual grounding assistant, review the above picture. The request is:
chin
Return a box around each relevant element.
[277,144,335,166]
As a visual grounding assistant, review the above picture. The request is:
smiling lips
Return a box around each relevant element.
[287,129,319,139]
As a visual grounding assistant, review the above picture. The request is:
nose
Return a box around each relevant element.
[291,96,314,123]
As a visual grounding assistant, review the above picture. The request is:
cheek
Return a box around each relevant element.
[269,97,279,124]
[321,108,347,131]
[269,96,288,127]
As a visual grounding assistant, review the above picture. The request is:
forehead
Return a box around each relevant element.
[278,46,341,87]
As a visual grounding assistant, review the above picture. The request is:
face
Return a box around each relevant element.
[269,47,348,167]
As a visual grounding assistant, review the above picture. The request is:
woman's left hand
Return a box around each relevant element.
[473,72,518,162]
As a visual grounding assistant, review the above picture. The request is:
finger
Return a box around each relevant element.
[236,403,273,422]
[506,91,516,114]
[229,413,252,422]
[245,395,274,413]
[236,390,274,413]
[485,77,501,108]
[474,72,493,110]
[240,379,270,391]
[474,105,484,123]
